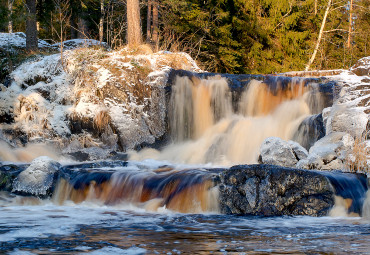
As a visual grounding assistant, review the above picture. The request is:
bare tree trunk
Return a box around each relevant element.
[78,16,88,39]
[25,0,38,50]
[305,0,332,71]
[152,0,158,49]
[127,0,142,46]
[314,0,317,15]
[60,10,64,66]
[8,0,13,33]
[146,0,152,42]
[99,0,104,43]
[347,0,353,48]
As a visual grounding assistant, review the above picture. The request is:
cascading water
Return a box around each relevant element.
[0,72,369,254]
[52,166,219,213]
[131,75,325,165]
[0,141,60,162]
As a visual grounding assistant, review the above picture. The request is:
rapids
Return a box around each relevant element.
[130,76,324,165]
[0,74,369,254]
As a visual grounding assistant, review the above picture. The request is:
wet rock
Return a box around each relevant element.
[108,151,128,161]
[219,164,335,216]
[259,137,299,167]
[65,151,90,162]
[0,164,28,192]
[350,56,370,76]
[292,114,325,150]
[12,156,61,197]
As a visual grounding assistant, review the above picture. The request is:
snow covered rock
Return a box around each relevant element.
[0,47,201,156]
[259,137,299,167]
[350,56,370,76]
[51,39,109,50]
[288,141,309,160]
[12,156,61,197]
[323,105,368,139]
[309,132,354,157]
[296,132,354,170]
[0,32,51,50]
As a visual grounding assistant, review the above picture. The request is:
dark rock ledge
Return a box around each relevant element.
[219,164,367,217]
[0,159,368,217]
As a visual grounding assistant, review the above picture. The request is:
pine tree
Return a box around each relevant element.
[127,0,142,46]
[25,0,38,50]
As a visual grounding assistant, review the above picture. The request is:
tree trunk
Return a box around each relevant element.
[99,0,104,43]
[305,0,332,71]
[152,0,158,49]
[127,0,142,46]
[25,0,38,50]
[77,16,88,39]
[8,0,13,33]
[314,0,317,15]
[60,11,64,66]
[146,0,152,42]
[70,15,78,39]
[347,0,353,48]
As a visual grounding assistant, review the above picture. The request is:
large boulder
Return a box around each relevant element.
[219,164,335,216]
[259,137,307,167]
[323,106,368,139]
[350,56,370,76]
[12,156,61,197]
[297,132,354,170]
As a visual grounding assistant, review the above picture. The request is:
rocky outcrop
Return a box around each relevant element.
[297,132,354,170]
[350,56,370,76]
[219,164,336,216]
[259,137,308,167]
[1,158,368,216]
[323,105,368,139]
[0,48,201,158]
[12,156,61,197]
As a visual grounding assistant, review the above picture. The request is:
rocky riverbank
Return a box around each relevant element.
[1,157,368,217]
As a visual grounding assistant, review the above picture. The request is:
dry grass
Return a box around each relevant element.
[116,44,154,56]
[94,110,111,132]
[345,131,370,174]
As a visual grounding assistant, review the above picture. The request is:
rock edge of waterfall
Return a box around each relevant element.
[0,158,368,217]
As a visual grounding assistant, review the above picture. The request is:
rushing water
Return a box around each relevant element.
[130,76,324,165]
[1,202,370,254]
[0,76,369,254]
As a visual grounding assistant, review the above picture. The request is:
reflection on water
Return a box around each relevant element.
[0,203,369,254]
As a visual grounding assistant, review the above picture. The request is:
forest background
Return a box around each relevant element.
[0,0,369,74]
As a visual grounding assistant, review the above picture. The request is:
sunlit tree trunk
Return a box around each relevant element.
[347,0,353,48]
[146,0,152,41]
[127,0,142,46]
[314,0,317,15]
[8,0,13,33]
[25,0,38,50]
[306,0,331,71]
[152,0,158,49]
[99,0,104,43]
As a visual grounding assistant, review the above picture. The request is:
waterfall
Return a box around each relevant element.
[132,75,324,165]
[52,168,220,213]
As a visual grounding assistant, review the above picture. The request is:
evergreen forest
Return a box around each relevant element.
[0,0,369,74]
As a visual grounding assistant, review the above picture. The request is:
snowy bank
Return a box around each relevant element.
[0,46,201,161]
